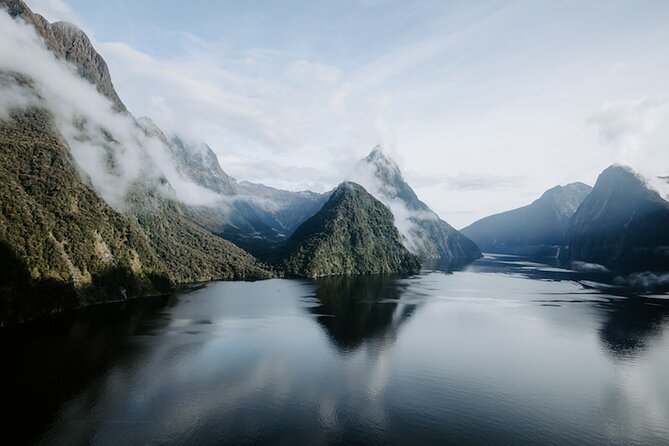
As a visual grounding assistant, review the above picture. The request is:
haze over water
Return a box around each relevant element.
[3,255,669,445]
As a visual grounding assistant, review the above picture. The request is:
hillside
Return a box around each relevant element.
[0,101,170,325]
[281,182,421,278]
[566,165,669,272]
[461,182,591,256]
[0,2,272,324]
[353,147,481,267]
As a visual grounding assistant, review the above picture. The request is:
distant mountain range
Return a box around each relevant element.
[461,182,592,257]
[0,1,476,324]
[3,0,669,325]
[464,164,669,275]
[163,133,330,253]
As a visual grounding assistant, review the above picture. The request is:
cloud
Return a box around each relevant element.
[587,97,669,199]
[24,0,81,24]
[218,157,341,193]
[571,261,609,274]
[0,74,40,120]
[0,12,225,208]
[587,97,669,166]
[614,271,669,291]
[98,40,360,146]
[407,172,525,191]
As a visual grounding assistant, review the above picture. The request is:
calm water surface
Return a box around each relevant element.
[3,255,669,445]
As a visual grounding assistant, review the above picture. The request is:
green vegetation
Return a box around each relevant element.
[281,182,421,278]
[128,197,273,283]
[0,79,271,325]
[0,106,171,325]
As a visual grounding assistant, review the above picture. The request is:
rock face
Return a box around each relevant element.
[168,135,239,195]
[163,134,329,253]
[461,182,592,256]
[1,0,126,112]
[565,165,669,272]
[353,147,481,267]
[281,182,421,278]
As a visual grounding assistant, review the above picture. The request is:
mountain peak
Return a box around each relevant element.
[353,148,480,264]
[595,164,655,198]
[334,180,363,194]
[361,146,404,190]
[538,182,592,204]
[366,145,386,160]
[365,145,399,167]
[51,20,87,39]
[567,164,669,271]
[1,0,127,112]
[462,181,592,255]
[281,181,420,278]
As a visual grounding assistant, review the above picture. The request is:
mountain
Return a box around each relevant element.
[237,181,329,234]
[168,135,239,195]
[281,182,421,278]
[352,147,480,267]
[0,2,272,324]
[461,182,592,256]
[2,0,126,112]
[125,195,272,284]
[162,134,329,252]
[0,92,171,325]
[565,165,669,272]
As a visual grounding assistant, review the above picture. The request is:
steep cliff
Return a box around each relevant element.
[566,165,669,272]
[353,147,481,266]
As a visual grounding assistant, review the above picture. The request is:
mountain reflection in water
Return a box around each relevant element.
[309,275,423,353]
[1,255,668,445]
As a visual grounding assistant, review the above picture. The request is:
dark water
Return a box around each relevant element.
[3,255,669,445]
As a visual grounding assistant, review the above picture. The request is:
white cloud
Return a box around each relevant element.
[587,97,669,198]
[24,0,80,24]
[13,0,669,227]
[587,97,669,166]
[0,12,225,208]
[0,76,40,120]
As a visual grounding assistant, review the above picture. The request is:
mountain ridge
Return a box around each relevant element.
[565,165,669,272]
[461,182,592,256]
[353,146,481,267]
[1,0,126,112]
[0,1,273,324]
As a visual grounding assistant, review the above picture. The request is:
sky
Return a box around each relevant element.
[25,0,669,228]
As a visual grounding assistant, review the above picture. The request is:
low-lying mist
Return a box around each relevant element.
[348,151,439,255]
[0,13,225,209]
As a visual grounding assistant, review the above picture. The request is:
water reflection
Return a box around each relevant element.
[598,296,669,358]
[309,275,420,353]
[0,294,175,445]
[468,254,579,282]
[2,259,669,445]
